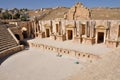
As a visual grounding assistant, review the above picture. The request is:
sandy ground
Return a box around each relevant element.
[28,38,113,56]
[0,48,88,80]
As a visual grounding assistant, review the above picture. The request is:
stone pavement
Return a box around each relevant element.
[0,48,87,80]
[28,38,113,56]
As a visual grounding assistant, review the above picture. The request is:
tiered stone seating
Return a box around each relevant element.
[0,25,18,52]
[0,25,24,59]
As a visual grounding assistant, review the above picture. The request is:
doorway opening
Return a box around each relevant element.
[97,32,104,43]
[56,24,59,33]
[68,30,73,40]
[81,24,85,35]
[22,31,28,39]
[46,29,50,37]
[15,34,20,40]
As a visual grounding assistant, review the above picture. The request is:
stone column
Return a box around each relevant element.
[107,21,111,39]
[34,22,37,37]
[50,20,52,34]
[38,22,40,32]
[79,22,82,37]
[85,21,89,37]
[87,21,90,37]
[31,21,35,38]
[59,21,61,35]
[85,22,87,37]
[74,21,77,37]
[91,21,95,38]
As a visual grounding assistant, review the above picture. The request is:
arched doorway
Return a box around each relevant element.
[22,31,28,38]
[15,34,20,40]
[22,27,28,39]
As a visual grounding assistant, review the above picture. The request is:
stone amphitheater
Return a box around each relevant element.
[0,2,120,80]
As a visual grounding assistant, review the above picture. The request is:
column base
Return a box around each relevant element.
[106,39,118,48]
[37,32,45,38]
[82,37,95,45]
[74,37,82,43]
[56,35,66,41]
[50,34,56,40]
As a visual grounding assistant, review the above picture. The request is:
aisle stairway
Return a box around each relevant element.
[0,25,24,60]
[0,25,18,52]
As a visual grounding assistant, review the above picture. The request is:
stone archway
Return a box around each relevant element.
[22,31,28,38]
[15,34,20,40]
[21,27,28,39]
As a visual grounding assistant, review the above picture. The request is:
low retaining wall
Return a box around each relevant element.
[0,45,24,59]
[29,42,100,62]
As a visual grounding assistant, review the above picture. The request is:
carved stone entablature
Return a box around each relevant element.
[66,24,75,28]
[44,24,51,28]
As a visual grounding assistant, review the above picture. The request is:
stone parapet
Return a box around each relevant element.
[106,40,118,48]
[29,42,100,63]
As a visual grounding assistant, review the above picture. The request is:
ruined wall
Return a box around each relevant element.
[65,3,90,20]
[10,27,23,40]
[110,21,119,40]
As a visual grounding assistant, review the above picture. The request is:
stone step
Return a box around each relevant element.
[0,36,15,40]
[0,45,17,52]
[0,37,15,40]
[0,34,11,36]
[0,33,12,36]
[0,42,17,46]
[0,41,17,45]
[0,43,17,48]
[0,26,19,52]
[0,39,16,42]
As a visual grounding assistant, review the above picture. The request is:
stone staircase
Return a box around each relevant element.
[0,25,18,52]
[0,25,24,59]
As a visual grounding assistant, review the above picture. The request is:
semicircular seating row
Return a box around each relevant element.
[0,25,24,59]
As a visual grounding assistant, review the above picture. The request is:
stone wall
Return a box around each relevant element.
[37,20,120,47]
[10,27,23,41]
[65,2,90,20]
[29,42,100,62]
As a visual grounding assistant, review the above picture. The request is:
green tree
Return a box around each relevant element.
[2,12,12,19]
[13,13,20,19]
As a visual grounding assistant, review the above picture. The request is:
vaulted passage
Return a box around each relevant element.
[97,32,104,43]
[68,30,73,40]
[15,34,20,40]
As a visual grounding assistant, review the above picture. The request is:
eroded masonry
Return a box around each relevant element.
[9,3,120,48]
[27,3,119,48]
[0,2,120,62]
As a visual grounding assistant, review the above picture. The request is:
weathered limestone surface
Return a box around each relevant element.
[65,2,90,20]
[7,3,120,48]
